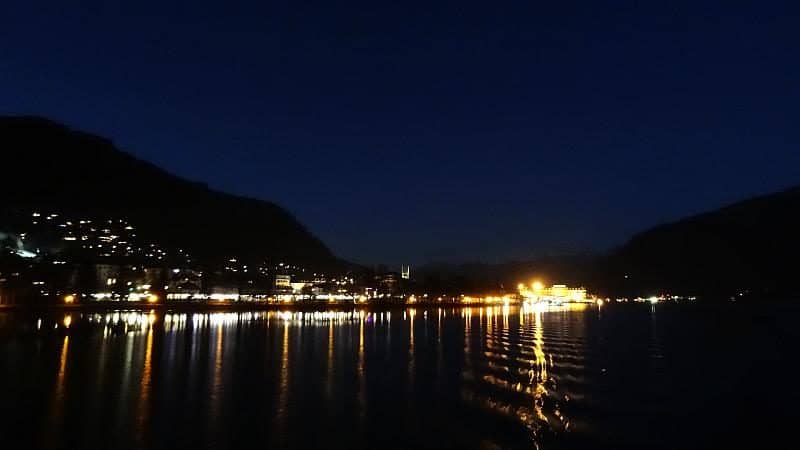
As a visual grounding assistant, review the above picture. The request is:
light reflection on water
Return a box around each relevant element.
[0,303,796,450]
[456,303,589,449]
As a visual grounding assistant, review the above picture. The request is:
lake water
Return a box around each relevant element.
[0,303,797,450]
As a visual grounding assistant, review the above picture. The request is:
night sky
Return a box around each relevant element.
[2,1,799,265]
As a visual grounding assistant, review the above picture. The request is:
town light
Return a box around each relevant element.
[532,281,544,291]
[148,294,159,303]
[64,294,75,304]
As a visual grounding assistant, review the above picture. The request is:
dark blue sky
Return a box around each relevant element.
[2,1,799,265]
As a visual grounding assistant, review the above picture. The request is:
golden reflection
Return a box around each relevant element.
[358,315,365,370]
[408,308,416,352]
[532,307,548,422]
[57,336,69,393]
[464,307,472,360]
[276,322,290,422]
[210,323,224,424]
[45,335,69,450]
[326,320,334,399]
[140,327,154,399]
[459,303,588,445]
[357,313,366,426]
[136,326,154,445]
[408,308,416,390]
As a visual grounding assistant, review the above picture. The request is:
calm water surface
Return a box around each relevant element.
[0,303,797,449]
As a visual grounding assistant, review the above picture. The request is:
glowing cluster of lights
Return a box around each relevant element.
[518,281,588,304]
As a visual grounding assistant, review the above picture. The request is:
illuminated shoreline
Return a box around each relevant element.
[0,298,599,312]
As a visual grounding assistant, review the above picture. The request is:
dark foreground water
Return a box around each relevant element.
[0,303,798,450]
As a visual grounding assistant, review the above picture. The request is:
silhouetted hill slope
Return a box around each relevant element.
[415,187,800,299]
[601,186,800,298]
[0,116,339,268]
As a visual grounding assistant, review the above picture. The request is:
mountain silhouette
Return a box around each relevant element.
[0,116,339,269]
[411,187,800,300]
[601,186,800,298]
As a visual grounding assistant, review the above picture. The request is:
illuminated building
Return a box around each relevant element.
[519,283,588,303]
[275,274,291,288]
[273,274,293,295]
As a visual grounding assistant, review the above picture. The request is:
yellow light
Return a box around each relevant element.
[597,299,604,307]
[63,315,72,328]
[64,294,75,304]
[147,294,159,303]
[532,281,544,291]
